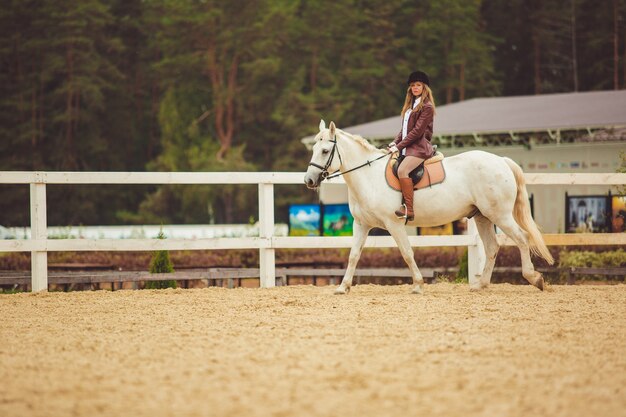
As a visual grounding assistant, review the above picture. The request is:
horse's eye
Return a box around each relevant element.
[322,149,329,155]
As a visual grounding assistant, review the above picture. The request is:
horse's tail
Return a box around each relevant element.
[503,157,555,265]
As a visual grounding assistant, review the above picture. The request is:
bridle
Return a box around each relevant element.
[308,134,390,182]
[308,136,343,180]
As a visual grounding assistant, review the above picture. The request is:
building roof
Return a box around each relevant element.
[312,90,626,142]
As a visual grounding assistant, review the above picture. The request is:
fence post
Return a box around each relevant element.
[30,182,48,292]
[467,218,485,289]
[258,183,275,288]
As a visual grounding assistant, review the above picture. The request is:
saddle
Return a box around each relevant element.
[385,148,446,192]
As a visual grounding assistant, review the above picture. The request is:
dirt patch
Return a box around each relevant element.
[1,283,625,417]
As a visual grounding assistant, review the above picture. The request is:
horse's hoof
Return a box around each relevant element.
[335,286,350,295]
[412,285,424,295]
[534,274,544,291]
[470,283,488,292]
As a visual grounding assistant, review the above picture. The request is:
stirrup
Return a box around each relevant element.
[395,204,414,224]
[395,204,408,219]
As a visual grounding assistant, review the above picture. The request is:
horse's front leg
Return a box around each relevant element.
[386,221,424,294]
[335,220,370,295]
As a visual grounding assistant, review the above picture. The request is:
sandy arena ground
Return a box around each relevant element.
[1,283,625,417]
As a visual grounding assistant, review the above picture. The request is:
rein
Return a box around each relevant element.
[326,152,390,180]
[308,135,391,181]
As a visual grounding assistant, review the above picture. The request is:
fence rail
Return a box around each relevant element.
[2,171,626,185]
[0,267,447,287]
[2,266,623,289]
[1,171,625,292]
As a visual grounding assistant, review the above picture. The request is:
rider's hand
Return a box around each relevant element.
[388,142,396,148]
[388,144,399,154]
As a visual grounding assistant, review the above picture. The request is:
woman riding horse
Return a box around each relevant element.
[305,123,554,294]
[387,71,436,221]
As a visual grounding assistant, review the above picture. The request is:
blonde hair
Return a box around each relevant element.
[401,84,436,116]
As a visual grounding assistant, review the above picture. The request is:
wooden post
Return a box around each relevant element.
[258,183,276,288]
[30,182,48,292]
[467,218,485,289]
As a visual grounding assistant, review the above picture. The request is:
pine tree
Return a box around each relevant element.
[414,0,501,103]
[145,229,176,289]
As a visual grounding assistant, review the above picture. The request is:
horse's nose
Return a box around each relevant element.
[305,177,315,187]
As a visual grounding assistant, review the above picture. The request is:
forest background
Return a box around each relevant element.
[1,0,625,227]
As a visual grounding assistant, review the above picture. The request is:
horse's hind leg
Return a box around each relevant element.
[335,220,370,295]
[386,221,424,294]
[495,216,544,290]
[472,214,500,290]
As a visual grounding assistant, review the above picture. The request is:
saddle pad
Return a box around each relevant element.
[385,155,446,192]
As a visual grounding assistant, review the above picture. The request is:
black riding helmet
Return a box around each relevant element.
[407,71,430,86]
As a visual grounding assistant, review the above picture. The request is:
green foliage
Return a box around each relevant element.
[0,287,23,294]
[415,0,501,101]
[133,144,258,225]
[558,249,626,268]
[146,230,176,289]
[456,249,469,283]
[0,0,158,226]
[558,249,626,282]
[483,0,626,94]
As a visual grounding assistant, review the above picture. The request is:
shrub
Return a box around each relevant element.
[456,249,468,283]
[558,249,626,282]
[558,249,626,268]
[145,230,176,289]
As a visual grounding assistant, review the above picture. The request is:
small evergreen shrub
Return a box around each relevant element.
[145,230,177,289]
[456,249,468,283]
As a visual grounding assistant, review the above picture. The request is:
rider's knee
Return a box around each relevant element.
[398,167,410,178]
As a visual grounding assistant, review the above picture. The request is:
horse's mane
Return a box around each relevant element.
[337,129,379,152]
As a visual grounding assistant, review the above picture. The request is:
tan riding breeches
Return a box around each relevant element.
[398,155,425,178]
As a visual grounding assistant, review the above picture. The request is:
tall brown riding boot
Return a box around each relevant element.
[395,178,415,221]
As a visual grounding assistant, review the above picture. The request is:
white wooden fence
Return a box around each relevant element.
[0,171,625,292]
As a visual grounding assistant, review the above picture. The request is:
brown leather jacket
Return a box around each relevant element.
[393,102,434,159]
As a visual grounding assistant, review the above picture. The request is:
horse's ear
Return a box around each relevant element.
[319,119,326,131]
[329,121,336,139]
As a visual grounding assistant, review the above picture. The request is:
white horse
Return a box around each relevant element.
[304,120,554,294]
